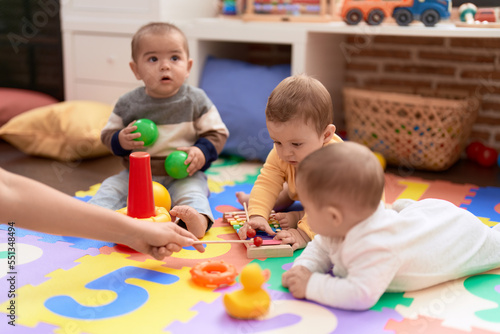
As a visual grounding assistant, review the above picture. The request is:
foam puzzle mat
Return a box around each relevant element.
[2,156,500,333]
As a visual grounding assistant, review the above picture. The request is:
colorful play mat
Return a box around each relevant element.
[2,156,500,333]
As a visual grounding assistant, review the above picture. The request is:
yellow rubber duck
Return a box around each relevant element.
[223,263,271,319]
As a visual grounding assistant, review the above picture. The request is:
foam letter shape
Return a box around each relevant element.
[464,274,500,323]
[45,266,178,319]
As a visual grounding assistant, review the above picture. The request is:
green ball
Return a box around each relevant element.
[132,119,159,146]
[165,151,189,179]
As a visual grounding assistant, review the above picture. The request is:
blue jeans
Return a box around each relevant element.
[88,169,214,226]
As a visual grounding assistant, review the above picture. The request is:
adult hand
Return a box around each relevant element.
[129,222,205,260]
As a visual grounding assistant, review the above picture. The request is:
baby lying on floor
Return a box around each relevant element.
[282,142,500,310]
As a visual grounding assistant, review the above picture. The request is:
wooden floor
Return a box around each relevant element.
[386,158,500,188]
[0,140,123,195]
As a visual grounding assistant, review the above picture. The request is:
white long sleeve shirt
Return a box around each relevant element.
[293,199,500,310]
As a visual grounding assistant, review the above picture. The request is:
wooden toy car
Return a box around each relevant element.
[341,0,451,26]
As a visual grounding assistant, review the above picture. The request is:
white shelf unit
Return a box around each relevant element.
[183,18,500,125]
[60,0,219,105]
[61,4,500,111]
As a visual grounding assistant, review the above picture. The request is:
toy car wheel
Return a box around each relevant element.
[421,9,440,27]
[345,8,363,25]
[366,9,385,25]
[394,9,413,26]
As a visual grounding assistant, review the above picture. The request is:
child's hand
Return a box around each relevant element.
[274,211,303,230]
[130,221,205,260]
[282,265,312,299]
[176,146,206,176]
[119,121,144,150]
[275,228,309,251]
[238,215,275,239]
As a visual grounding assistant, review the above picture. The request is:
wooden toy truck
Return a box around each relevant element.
[341,0,451,26]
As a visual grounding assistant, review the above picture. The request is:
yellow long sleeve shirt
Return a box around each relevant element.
[248,135,343,240]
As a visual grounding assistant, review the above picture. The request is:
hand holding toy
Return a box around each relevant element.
[132,119,159,146]
[165,150,190,179]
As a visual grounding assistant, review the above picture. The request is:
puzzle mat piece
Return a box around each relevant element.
[74,183,101,198]
[0,225,114,251]
[385,315,498,334]
[385,177,499,239]
[75,195,92,202]
[0,234,99,297]
[461,187,500,223]
[253,254,414,311]
[0,252,219,334]
[253,251,303,292]
[477,217,500,228]
[0,235,42,274]
[418,180,477,208]
[209,183,254,220]
[384,175,430,204]
[384,175,476,207]
[74,183,102,202]
[0,320,59,334]
[463,273,500,323]
[371,292,414,312]
[331,305,402,334]
[206,157,262,192]
[168,285,402,334]
[396,268,500,333]
[100,225,253,271]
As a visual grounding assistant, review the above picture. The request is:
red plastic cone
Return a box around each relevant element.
[127,152,155,218]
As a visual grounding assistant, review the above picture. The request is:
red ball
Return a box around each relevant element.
[466,141,485,161]
[253,237,263,247]
[246,228,257,238]
[476,146,498,167]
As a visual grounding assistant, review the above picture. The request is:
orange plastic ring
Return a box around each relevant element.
[190,260,238,288]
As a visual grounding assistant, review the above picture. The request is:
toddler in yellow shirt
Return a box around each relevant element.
[238,74,342,250]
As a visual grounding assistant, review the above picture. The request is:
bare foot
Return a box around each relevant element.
[169,205,208,239]
[236,191,250,207]
[274,211,302,229]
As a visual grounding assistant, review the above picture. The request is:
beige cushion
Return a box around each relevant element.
[0,101,113,161]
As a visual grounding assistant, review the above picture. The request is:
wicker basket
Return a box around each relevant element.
[343,87,479,171]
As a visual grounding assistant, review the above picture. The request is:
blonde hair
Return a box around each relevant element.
[297,142,385,211]
[265,74,333,135]
[131,22,189,61]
